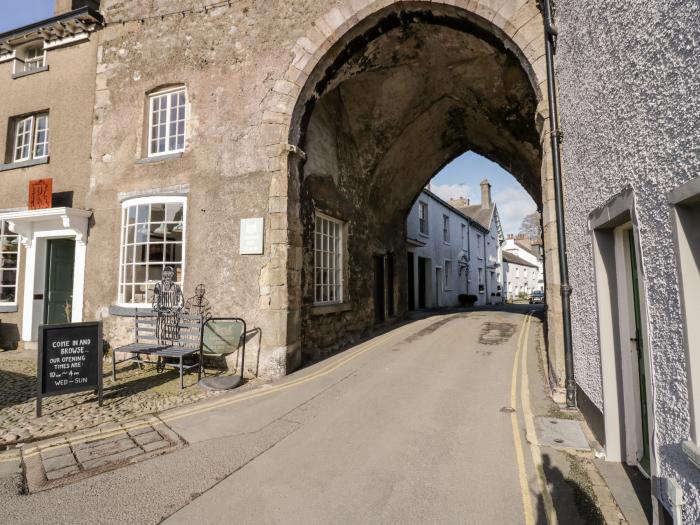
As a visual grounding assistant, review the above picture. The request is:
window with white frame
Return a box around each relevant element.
[444,260,452,290]
[418,201,428,235]
[443,215,450,242]
[148,87,186,157]
[12,113,49,163]
[0,221,19,304]
[23,45,45,72]
[118,196,186,306]
[314,213,343,304]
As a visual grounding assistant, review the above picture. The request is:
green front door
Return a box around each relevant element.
[44,239,75,325]
[628,229,650,474]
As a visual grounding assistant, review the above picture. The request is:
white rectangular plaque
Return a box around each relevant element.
[239,217,264,255]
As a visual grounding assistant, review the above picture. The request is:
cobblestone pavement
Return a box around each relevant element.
[23,416,183,493]
[0,355,223,447]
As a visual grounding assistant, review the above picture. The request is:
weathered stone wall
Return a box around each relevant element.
[89,0,556,380]
[557,0,700,519]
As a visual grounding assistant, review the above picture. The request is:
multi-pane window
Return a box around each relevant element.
[418,201,428,235]
[461,224,467,250]
[443,215,450,242]
[148,87,186,156]
[0,221,19,304]
[23,46,45,72]
[314,213,343,304]
[444,261,452,290]
[13,113,49,162]
[118,197,186,305]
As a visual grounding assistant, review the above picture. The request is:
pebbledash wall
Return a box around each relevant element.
[557,0,700,521]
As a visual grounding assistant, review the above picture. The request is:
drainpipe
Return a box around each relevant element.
[540,0,577,408]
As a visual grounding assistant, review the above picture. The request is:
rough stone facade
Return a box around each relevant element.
[557,0,700,521]
[0,1,565,397]
[85,0,562,379]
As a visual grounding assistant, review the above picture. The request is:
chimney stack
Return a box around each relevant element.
[55,0,99,15]
[480,179,492,209]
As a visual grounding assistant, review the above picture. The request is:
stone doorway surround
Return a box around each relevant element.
[255,0,565,383]
[0,207,91,342]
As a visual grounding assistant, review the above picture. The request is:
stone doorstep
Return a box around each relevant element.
[21,418,185,494]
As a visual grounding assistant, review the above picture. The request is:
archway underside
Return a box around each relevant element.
[290,8,543,360]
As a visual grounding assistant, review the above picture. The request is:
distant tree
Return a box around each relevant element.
[519,212,542,240]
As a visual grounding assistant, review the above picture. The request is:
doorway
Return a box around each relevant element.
[418,257,427,309]
[407,252,415,311]
[435,267,442,307]
[43,238,76,325]
[591,198,652,477]
[626,229,650,475]
[373,255,385,323]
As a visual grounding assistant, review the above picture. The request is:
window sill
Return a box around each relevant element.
[418,232,429,238]
[0,304,18,313]
[135,152,184,165]
[108,305,156,317]
[683,440,700,469]
[12,65,49,79]
[0,156,49,172]
[311,302,352,316]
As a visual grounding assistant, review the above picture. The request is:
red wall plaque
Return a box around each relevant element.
[28,178,52,210]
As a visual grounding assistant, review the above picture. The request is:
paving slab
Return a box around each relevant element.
[535,417,591,451]
[21,416,184,493]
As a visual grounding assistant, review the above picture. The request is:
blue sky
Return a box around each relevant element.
[0,0,54,33]
[430,152,536,236]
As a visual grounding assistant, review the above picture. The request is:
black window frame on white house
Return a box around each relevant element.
[418,201,429,235]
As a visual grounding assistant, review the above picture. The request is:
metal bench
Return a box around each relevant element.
[112,313,204,389]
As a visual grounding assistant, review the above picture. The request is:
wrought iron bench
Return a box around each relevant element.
[111,313,204,389]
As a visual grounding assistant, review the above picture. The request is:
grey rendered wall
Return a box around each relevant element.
[556,0,700,518]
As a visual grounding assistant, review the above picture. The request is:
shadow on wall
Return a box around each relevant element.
[0,323,20,351]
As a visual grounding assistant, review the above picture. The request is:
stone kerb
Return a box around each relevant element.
[258,0,548,376]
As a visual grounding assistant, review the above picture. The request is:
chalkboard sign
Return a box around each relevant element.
[37,321,103,417]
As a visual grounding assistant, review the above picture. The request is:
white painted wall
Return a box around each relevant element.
[406,190,501,307]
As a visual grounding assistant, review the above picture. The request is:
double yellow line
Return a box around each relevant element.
[510,312,557,525]
[2,315,443,463]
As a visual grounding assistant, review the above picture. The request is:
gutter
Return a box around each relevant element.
[0,6,103,42]
[540,0,577,408]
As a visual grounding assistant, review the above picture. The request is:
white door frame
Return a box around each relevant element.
[0,207,91,341]
[589,189,654,474]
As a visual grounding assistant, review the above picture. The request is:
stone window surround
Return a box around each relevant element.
[0,156,49,172]
[668,176,700,467]
[588,186,655,471]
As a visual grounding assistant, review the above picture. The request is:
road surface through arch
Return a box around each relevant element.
[164,306,550,524]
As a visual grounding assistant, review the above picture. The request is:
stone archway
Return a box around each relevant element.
[258,0,564,384]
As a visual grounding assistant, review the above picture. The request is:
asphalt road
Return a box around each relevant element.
[2,305,554,524]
